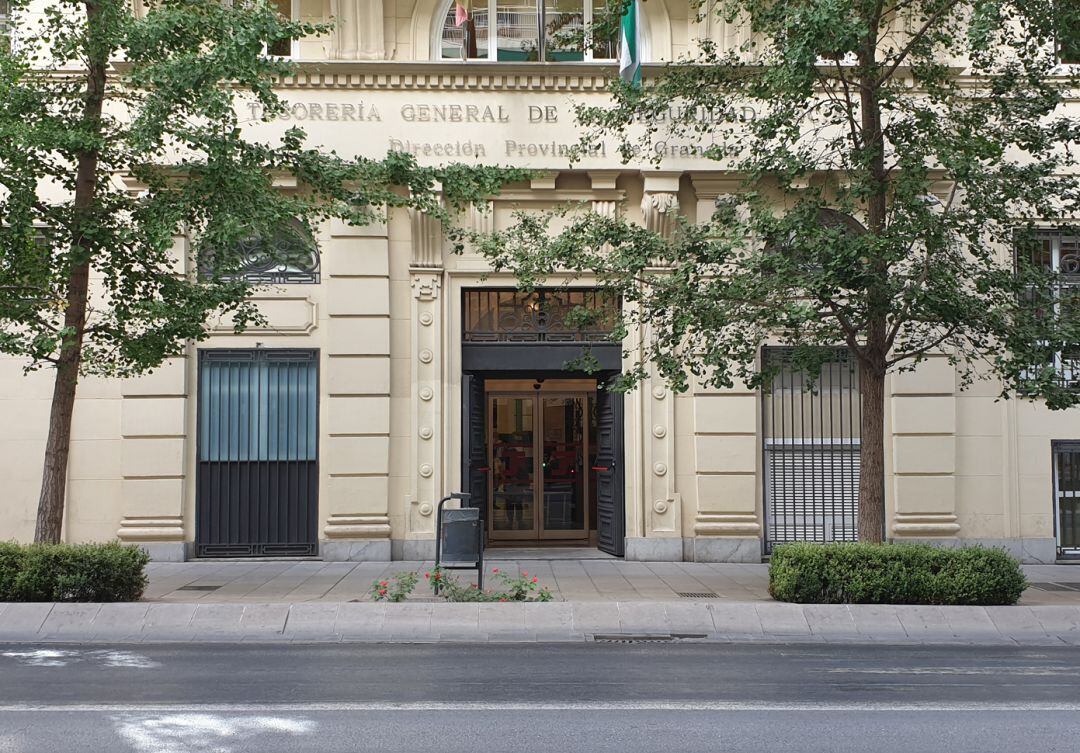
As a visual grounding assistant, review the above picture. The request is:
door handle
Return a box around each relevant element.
[591,466,609,472]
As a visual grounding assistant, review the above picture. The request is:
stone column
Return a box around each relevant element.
[117,356,189,561]
[890,356,961,541]
[321,215,393,560]
[403,206,445,560]
[332,0,384,60]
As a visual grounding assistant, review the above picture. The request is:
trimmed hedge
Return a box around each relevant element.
[0,542,149,602]
[768,542,1027,606]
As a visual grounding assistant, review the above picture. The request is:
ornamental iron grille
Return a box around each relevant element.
[1016,231,1080,389]
[207,217,320,285]
[1053,442,1080,556]
[761,347,861,553]
[463,289,619,343]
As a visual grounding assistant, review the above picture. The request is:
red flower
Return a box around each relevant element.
[379,581,388,587]
[531,577,538,584]
[378,589,387,596]
[432,572,440,580]
[499,598,508,602]
[424,572,430,579]
[521,571,528,578]
[492,568,499,574]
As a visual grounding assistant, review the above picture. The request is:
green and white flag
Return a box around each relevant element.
[618,0,641,87]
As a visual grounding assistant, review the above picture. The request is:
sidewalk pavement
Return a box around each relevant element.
[2,599,1079,646]
[140,560,1080,606]
[0,561,1078,646]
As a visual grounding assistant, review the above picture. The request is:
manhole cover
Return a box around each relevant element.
[176,585,223,592]
[676,592,717,598]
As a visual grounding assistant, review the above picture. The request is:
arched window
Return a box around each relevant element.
[438,0,617,62]
[211,218,321,285]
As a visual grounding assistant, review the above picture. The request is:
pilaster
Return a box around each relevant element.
[890,357,961,539]
[321,217,393,560]
[117,357,189,561]
[407,271,443,544]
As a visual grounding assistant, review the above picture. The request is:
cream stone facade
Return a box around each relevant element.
[1,0,1078,563]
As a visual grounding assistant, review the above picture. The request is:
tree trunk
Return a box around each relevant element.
[855,2,888,544]
[858,361,887,543]
[34,1,107,544]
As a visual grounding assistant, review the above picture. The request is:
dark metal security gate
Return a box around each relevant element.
[594,381,625,556]
[196,349,319,557]
[1053,442,1080,557]
[762,348,861,553]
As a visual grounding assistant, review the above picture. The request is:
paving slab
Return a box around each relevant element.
[283,603,341,641]
[941,607,1002,642]
[0,603,54,639]
[524,602,576,640]
[139,603,198,641]
[803,605,859,638]
[38,604,100,639]
[895,605,955,641]
[754,602,812,636]
[240,604,290,635]
[849,605,909,641]
[335,602,386,639]
[662,601,715,634]
[90,603,151,641]
[709,603,764,637]
[383,603,435,640]
[617,602,670,634]
[570,601,620,634]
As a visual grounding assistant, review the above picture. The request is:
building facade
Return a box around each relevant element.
[1,0,1078,563]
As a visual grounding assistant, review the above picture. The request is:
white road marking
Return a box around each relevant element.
[1,701,1079,713]
[115,714,314,753]
[1,648,159,669]
[826,666,1076,676]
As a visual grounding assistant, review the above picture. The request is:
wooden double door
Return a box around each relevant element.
[487,380,596,543]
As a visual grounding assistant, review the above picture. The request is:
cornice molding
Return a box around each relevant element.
[273,60,648,92]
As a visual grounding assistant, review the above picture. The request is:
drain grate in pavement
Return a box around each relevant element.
[591,633,707,644]
[1029,582,1080,592]
[176,585,223,592]
[676,592,717,598]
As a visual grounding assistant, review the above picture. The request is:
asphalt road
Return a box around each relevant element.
[1,642,1079,752]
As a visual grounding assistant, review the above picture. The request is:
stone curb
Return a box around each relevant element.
[0,601,1078,646]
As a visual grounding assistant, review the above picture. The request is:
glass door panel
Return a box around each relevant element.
[490,396,536,537]
[540,396,588,538]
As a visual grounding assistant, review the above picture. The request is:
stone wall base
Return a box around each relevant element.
[135,542,187,562]
[320,539,392,562]
[686,537,762,563]
[392,539,436,561]
[624,537,683,561]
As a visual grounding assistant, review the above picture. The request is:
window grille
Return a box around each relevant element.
[761,347,862,552]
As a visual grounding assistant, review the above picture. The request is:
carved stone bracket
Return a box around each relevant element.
[411,274,441,302]
[641,192,680,240]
